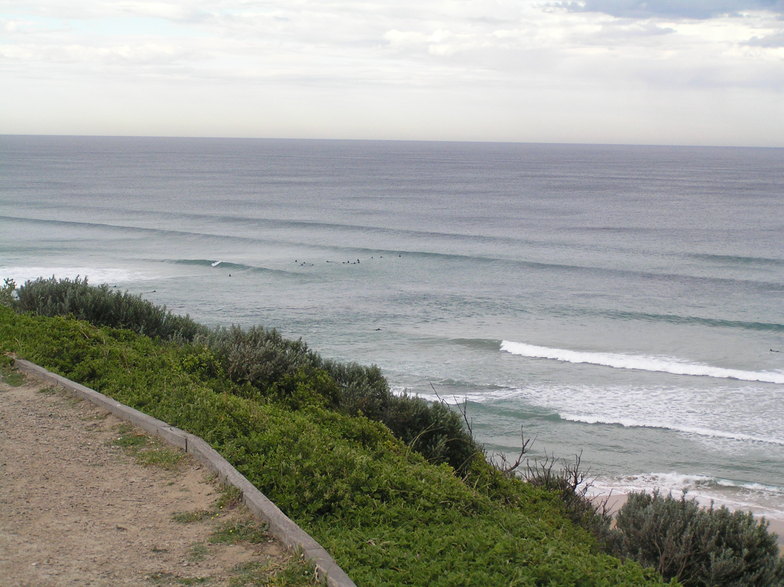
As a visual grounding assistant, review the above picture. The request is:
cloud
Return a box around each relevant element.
[561,0,784,19]
[1,0,783,145]
[745,31,784,45]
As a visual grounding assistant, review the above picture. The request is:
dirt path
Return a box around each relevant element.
[0,372,316,586]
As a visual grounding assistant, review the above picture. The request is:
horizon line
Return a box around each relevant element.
[1,132,781,150]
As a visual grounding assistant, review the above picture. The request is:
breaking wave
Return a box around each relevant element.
[500,341,784,384]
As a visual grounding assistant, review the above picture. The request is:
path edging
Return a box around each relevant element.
[14,358,356,587]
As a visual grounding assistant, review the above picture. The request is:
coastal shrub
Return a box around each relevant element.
[16,276,206,341]
[205,325,321,391]
[0,306,666,585]
[383,393,480,472]
[523,453,616,550]
[0,278,16,308]
[205,322,480,470]
[613,490,784,586]
[206,325,392,418]
[268,367,341,410]
[318,359,391,420]
[178,344,226,381]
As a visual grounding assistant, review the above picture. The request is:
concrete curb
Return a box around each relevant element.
[14,359,357,587]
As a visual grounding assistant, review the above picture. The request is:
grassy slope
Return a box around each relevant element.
[0,306,666,585]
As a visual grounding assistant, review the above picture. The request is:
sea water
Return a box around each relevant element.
[2,135,782,519]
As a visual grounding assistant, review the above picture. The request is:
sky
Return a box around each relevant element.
[1,1,783,146]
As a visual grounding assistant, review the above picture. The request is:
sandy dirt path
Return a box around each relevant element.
[0,373,313,586]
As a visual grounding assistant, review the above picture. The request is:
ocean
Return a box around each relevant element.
[2,135,782,520]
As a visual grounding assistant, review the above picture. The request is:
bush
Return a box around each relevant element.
[319,359,391,420]
[613,490,784,586]
[523,453,615,550]
[383,393,480,472]
[206,323,480,471]
[205,325,320,391]
[16,276,206,341]
[0,278,16,308]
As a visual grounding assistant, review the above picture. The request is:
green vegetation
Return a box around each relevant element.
[613,491,783,586]
[187,542,209,563]
[0,277,15,308]
[16,276,206,341]
[3,278,781,585]
[0,353,26,386]
[210,519,270,545]
[214,483,243,512]
[229,557,324,587]
[172,510,213,524]
[18,276,479,472]
[111,423,184,470]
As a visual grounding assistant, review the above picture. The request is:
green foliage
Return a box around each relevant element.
[383,392,480,472]
[0,278,16,308]
[229,557,324,587]
[210,519,269,545]
[523,453,616,550]
[268,368,340,410]
[16,276,207,341]
[214,483,243,512]
[111,423,184,470]
[205,322,481,470]
[0,353,26,386]
[319,359,391,420]
[178,345,226,381]
[12,277,481,471]
[172,510,213,524]
[0,306,663,585]
[613,490,784,586]
[205,325,320,391]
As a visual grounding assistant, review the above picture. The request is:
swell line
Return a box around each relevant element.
[162,259,306,278]
[500,341,784,384]
[558,413,784,446]
[595,309,784,333]
[4,215,782,292]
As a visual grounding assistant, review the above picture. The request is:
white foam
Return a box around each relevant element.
[501,340,784,384]
[392,385,525,405]
[590,472,784,520]
[1,266,154,286]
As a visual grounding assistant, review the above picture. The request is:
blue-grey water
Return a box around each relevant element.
[2,135,783,519]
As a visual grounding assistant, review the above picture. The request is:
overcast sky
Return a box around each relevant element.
[2,1,783,146]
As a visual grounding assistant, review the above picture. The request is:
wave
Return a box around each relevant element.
[598,472,784,496]
[500,341,784,384]
[558,413,784,447]
[689,253,784,267]
[1,265,154,285]
[0,215,291,249]
[4,215,782,294]
[405,386,525,405]
[594,309,784,333]
[163,258,305,278]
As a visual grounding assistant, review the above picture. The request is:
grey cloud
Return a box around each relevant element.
[560,0,784,19]
[745,31,784,46]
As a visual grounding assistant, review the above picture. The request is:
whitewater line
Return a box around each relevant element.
[500,341,784,384]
